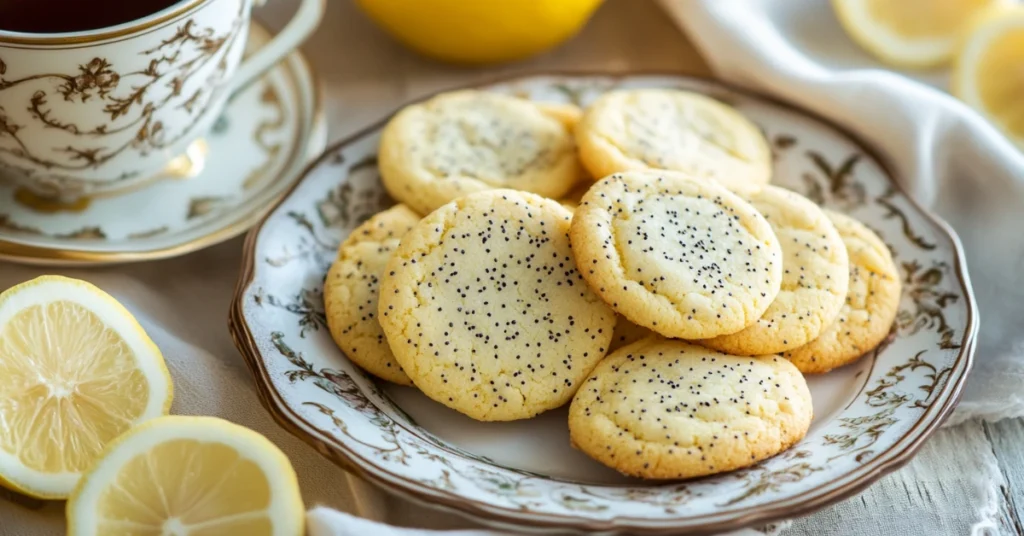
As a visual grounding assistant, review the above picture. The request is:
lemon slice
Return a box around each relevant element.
[953,4,1024,147]
[67,416,304,536]
[833,0,1009,67]
[0,275,172,499]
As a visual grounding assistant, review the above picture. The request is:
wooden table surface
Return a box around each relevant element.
[3,1,1020,534]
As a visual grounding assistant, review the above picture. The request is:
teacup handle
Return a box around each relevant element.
[226,0,326,98]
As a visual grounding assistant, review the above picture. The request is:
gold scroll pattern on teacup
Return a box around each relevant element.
[0,17,244,190]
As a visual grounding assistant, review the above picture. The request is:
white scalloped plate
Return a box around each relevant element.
[230,74,976,535]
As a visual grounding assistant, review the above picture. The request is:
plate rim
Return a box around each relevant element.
[0,22,327,266]
[228,71,978,535]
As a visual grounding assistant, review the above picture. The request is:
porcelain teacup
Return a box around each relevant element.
[0,0,324,200]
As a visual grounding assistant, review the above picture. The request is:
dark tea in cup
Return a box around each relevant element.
[0,0,182,33]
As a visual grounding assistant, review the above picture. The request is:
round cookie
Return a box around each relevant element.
[378,190,616,421]
[324,205,420,385]
[379,90,582,215]
[785,211,902,374]
[570,170,783,339]
[569,339,813,480]
[574,88,772,190]
[700,186,849,355]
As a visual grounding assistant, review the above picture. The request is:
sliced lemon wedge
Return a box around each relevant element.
[833,0,1009,67]
[953,4,1024,148]
[67,416,304,536]
[0,275,172,499]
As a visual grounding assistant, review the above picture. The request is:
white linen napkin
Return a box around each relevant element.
[659,0,1024,427]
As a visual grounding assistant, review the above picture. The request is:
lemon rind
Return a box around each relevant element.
[952,4,1024,147]
[833,0,1011,68]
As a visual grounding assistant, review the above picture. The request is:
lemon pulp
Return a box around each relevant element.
[68,416,303,536]
[0,301,149,474]
[866,0,993,38]
[976,30,1024,138]
[0,276,171,499]
[833,0,1008,67]
[97,439,273,534]
[952,4,1024,146]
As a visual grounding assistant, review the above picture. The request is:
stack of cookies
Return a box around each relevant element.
[322,88,902,480]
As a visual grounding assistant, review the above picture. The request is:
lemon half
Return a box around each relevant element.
[953,4,1024,147]
[0,276,172,499]
[67,416,304,536]
[833,0,1009,67]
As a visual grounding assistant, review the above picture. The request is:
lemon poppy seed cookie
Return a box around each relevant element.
[570,171,783,339]
[378,190,616,421]
[785,211,902,374]
[700,186,849,356]
[574,88,772,189]
[379,90,582,215]
[324,205,420,385]
[569,339,813,480]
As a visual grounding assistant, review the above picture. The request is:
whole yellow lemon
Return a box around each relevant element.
[355,0,605,65]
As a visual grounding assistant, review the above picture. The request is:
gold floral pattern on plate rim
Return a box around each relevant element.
[0,24,326,266]
[228,72,978,535]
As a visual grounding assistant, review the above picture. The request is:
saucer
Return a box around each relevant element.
[0,23,325,266]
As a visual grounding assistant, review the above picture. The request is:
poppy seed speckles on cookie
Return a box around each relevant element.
[574,88,773,190]
[378,190,616,421]
[378,90,583,216]
[324,205,421,386]
[784,210,902,374]
[570,170,783,340]
[700,186,850,356]
[568,339,813,480]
